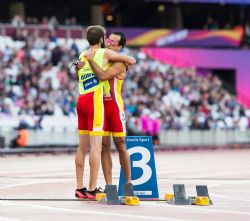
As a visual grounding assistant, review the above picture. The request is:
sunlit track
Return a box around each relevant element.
[1,150,250,221]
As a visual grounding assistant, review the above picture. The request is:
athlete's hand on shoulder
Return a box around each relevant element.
[76,61,85,69]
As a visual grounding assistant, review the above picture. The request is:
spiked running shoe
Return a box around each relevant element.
[75,187,88,199]
[86,187,104,199]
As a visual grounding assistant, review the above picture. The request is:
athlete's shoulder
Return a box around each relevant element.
[78,50,87,60]
[95,48,105,55]
[97,48,105,52]
[104,48,113,55]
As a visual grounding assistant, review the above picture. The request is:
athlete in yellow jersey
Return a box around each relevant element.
[75,26,135,199]
[85,32,132,187]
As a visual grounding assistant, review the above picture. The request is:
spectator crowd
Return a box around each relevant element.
[11,14,78,29]
[0,33,249,135]
[124,49,250,135]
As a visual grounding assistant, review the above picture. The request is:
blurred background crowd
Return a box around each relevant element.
[0,33,249,138]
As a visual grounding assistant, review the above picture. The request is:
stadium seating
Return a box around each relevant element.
[0,35,249,137]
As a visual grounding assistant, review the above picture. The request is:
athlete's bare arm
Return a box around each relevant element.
[104,48,136,66]
[88,59,126,81]
[77,48,135,71]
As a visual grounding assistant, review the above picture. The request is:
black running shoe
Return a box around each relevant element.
[86,187,104,199]
[75,187,88,199]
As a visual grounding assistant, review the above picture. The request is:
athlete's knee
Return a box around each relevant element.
[75,151,84,167]
[78,144,87,154]
[75,158,83,168]
[90,136,102,152]
[114,137,127,154]
[102,146,111,156]
[102,138,111,153]
[116,137,126,145]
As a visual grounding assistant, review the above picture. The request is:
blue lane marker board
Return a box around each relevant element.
[118,136,159,199]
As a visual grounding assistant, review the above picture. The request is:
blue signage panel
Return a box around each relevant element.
[118,136,159,199]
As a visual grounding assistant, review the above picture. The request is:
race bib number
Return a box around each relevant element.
[120,112,126,122]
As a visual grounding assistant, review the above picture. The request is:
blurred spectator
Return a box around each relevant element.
[11,121,29,148]
[70,17,77,26]
[12,29,27,41]
[141,109,160,144]
[242,20,250,48]
[224,22,232,30]
[65,17,78,26]
[48,16,59,30]
[11,15,25,28]
[26,17,39,24]
[204,17,218,30]
[41,16,49,25]
[49,30,57,43]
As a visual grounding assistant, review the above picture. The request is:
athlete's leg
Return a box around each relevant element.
[87,87,107,191]
[75,134,89,189]
[101,135,112,184]
[113,136,131,184]
[88,135,102,191]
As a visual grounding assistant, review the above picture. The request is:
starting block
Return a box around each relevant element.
[122,183,135,197]
[99,184,139,206]
[121,183,139,205]
[187,185,212,206]
[120,196,140,206]
[103,185,120,205]
[195,197,209,206]
[188,196,210,206]
[196,185,213,205]
[173,184,189,205]
[96,193,106,201]
[164,184,189,205]
[164,193,174,201]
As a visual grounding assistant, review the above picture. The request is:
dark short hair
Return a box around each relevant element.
[112,32,126,48]
[87,25,106,45]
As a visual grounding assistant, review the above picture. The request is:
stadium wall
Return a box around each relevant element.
[0,129,250,149]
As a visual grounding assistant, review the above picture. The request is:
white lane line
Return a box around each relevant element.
[0,178,106,190]
[209,180,250,188]
[0,216,31,221]
[186,172,250,179]
[156,168,222,176]
[143,202,250,216]
[0,179,71,190]
[0,169,120,176]
[0,168,74,175]
[208,180,250,202]
[210,193,250,203]
[157,172,250,179]
[156,168,250,179]
[1,201,193,221]
[0,172,76,179]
